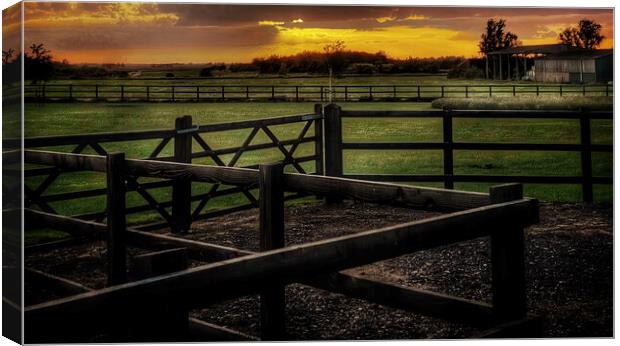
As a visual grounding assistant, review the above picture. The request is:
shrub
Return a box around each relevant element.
[432,96,613,111]
[199,68,213,77]
[447,60,484,79]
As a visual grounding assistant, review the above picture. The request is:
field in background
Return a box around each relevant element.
[23,74,612,102]
[23,101,612,239]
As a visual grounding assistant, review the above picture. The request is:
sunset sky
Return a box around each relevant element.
[9,2,615,64]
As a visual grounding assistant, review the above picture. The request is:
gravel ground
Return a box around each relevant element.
[25,201,613,340]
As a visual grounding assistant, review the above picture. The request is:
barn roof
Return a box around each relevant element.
[487,44,581,55]
[535,49,613,60]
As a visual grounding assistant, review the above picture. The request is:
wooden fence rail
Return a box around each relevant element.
[22,83,614,103]
[24,186,538,342]
[9,111,323,229]
[324,106,613,202]
[20,143,539,341]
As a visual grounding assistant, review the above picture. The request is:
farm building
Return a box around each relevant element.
[486,44,613,83]
[534,49,613,83]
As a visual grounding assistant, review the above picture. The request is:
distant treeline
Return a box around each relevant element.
[232,51,466,75]
[4,43,488,82]
[52,62,131,79]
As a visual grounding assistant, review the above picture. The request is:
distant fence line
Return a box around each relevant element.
[15,83,614,103]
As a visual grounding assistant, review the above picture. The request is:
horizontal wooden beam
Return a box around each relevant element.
[342,142,613,152]
[25,269,91,297]
[476,314,542,338]
[25,150,107,172]
[6,129,176,149]
[26,209,106,238]
[343,174,613,185]
[283,173,491,211]
[126,228,252,261]
[25,199,537,342]
[124,159,258,186]
[309,272,495,327]
[26,266,254,342]
[2,150,21,164]
[25,237,92,255]
[197,113,320,133]
[340,109,612,120]
[188,318,258,341]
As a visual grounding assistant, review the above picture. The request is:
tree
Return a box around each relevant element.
[24,43,54,84]
[323,40,347,75]
[478,19,519,79]
[478,19,520,55]
[2,48,14,65]
[559,19,605,49]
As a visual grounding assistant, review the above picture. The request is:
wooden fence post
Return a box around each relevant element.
[272,86,275,100]
[106,152,127,286]
[417,85,421,100]
[146,86,150,101]
[129,248,189,341]
[489,85,492,97]
[172,86,175,102]
[489,183,526,322]
[443,110,454,189]
[323,103,343,203]
[536,85,539,96]
[559,85,563,96]
[465,85,469,98]
[259,162,286,340]
[196,86,200,101]
[320,86,324,101]
[172,115,193,233]
[221,86,225,100]
[314,104,324,176]
[120,85,124,102]
[580,111,593,202]
[295,86,299,102]
[41,84,46,102]
[69,85,73,101]
[441,85,444,98]
[344,86,348,101]
[369,86,373,99]
[512,85,516,96]
[95,85,99,100]
[246,86,250,100]
[605,84,609,96]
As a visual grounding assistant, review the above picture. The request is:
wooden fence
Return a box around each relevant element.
[19,148,540,342]
[23,83,613,103]
[7,110,322,232]
[322,105,613,202]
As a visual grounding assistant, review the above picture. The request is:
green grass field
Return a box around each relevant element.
[19,98,612,244]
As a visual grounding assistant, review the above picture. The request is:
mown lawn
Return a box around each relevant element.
[21,101,612,243]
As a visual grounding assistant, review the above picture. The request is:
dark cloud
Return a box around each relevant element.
[25,22,279,51]
[157,4,612,28]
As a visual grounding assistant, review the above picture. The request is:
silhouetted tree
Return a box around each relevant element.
[478,19,519,79]
[559,19,605,49]
[323,40,347,75]
[2,48,14,65]
[2,48,21,85]
[24,43,54,84]
[478,19,519,56]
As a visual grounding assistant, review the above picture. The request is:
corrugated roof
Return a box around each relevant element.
[487,44,581,55]
[536,49,613,60]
